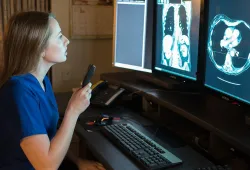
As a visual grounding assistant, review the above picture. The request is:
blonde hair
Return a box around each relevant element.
[0,11,55,87]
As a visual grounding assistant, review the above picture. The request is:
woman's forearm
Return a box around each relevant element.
[48,109,78,169]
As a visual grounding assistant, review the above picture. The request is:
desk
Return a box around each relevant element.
[100,72,250,158]
[55,92,213,170]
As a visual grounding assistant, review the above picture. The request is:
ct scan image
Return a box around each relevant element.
[161,0,192,72]
[208,14,250,78]
[204,0,250,104]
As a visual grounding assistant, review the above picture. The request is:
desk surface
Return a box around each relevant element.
[55,92,213,170]
[100,72,250,157]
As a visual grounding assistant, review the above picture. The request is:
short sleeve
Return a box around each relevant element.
[12,81,47,139]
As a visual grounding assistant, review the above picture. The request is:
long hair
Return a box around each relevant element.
[0,11,54,87]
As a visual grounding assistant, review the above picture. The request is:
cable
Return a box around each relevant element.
[127,89,160,96]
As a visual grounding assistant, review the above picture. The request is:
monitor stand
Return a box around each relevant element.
[135,72,200,93]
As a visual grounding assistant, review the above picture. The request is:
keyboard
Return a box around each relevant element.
[101,123,182,170]
[194,165,231,170]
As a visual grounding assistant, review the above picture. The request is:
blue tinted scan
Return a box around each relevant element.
[204,0,250,104]
[161,0,192,71]
[208,14,250,76]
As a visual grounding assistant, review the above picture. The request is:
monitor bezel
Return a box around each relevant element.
[152,0,205,86]
[203,0,250,107]
[112,0,153,73]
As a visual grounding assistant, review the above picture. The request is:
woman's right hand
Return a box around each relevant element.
[66,83,92,117]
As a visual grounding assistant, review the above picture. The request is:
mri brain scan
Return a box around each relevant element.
[208,14,250,76]
[161,0,192,72]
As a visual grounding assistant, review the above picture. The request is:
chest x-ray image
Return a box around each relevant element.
[161,0,192,72]
[208,14,250,76]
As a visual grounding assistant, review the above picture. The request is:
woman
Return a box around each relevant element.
[0,11,105,170]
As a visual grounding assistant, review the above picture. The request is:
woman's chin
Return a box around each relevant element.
[62,57,67,62]
[55,56,67,63]
[62,54,68,61]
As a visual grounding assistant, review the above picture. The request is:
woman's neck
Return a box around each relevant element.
[30,70,47,91]
[30,62,51,90]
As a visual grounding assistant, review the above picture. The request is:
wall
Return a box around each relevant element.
[51,0,126,92]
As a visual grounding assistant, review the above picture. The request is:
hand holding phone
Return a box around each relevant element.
[82,64,96,88]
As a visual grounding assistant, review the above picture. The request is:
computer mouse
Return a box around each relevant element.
[94,114,113,126]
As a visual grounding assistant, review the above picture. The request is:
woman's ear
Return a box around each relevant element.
[41,51,46,58]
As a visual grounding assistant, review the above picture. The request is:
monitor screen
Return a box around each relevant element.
[113,0,153,73]
[154,0,201,80]
[204,0,250,104]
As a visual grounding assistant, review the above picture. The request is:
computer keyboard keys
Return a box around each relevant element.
[101,123,182,169]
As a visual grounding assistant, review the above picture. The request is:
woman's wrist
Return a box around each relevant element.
[65,107,79,119]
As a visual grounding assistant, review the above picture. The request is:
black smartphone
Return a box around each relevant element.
[82,64,96,88]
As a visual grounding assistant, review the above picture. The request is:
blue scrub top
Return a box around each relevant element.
[0,73,59,170]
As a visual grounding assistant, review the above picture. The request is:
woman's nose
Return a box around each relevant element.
[64,36,70,46]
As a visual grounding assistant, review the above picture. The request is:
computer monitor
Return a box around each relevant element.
[153,0,202,81]
[112,0,153,73]
[204,0,250,104]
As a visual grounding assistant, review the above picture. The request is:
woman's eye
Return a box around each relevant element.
[59,35,63,39]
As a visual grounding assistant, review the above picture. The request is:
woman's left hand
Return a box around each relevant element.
[77,159,106,170]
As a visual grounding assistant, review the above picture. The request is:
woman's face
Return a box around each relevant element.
[44,18,70,64]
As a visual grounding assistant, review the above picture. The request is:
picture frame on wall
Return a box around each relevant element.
[69,0,113,39]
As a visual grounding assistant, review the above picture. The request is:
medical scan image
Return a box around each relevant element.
[207,14,250,76]
[204,0,250,104]
[161,0,192,71]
